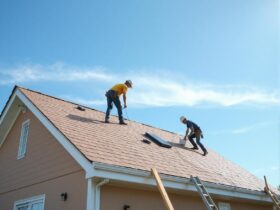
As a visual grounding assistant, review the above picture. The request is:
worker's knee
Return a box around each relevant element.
[108,104,113,110]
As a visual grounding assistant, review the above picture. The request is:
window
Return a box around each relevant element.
[17,119,30,159]
[14,195,45,210]
[218,202,231,210]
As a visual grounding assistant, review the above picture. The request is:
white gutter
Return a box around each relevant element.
[88,162,272,203]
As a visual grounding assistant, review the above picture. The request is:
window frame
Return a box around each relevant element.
[13,194,45,210]
[218,202,231,210]
[17,119,30,159]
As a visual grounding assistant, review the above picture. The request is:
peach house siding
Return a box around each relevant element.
[100,185,273,210]
[0,170,86,210]
[229,201,273,210]
[0,110,86,209]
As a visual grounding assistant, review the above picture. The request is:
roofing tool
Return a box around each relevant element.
[142,139,151,144]
[123,107,130,121]
[191,176,218,210]
[76,105,85,111]
[179,138,186,145]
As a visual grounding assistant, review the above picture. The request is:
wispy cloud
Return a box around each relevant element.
[0,62,114,84]
[128,75,280,107]
[61,95,106,106]
[231,128,252,134]
[253,166,280,175]
[252,165,280,188]
[208,121,278,136]
[1,63,279,107]
[231,121,277,134]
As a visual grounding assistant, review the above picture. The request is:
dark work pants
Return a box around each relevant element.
[105,90,124,122]
[188,130,207,152]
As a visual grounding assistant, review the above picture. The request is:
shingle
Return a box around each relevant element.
[18,87,266,192]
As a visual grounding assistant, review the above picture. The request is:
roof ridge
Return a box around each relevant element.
[17,86,103,113]
[17,86,179,135]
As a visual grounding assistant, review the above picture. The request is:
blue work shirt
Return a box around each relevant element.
[186,120,201,131]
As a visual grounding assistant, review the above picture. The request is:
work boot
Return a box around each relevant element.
[191,146,199,150]
[203,150,208,156]
[119,121,127,125]
[105,119,110,123]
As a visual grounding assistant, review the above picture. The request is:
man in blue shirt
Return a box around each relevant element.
[180,116,208,156]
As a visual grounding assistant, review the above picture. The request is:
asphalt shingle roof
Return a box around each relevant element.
[18,87,266,192]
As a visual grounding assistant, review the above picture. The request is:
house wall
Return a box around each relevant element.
[100,185,273,210]
[229,201,273,210]
[0,110,87,210]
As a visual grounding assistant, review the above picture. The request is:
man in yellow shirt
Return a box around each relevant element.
[105,80,133,125]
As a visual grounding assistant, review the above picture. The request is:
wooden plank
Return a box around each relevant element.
[151,168,174,210]
[264,176,280,210]
[264,176,269,191]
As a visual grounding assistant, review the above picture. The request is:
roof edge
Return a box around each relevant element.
[0,85,18,122]
[90,162,272,203]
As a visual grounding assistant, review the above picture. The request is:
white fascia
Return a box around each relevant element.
[15,89,94,176]
[88,162,272,203]
[0,92,23,148]
[0,91,16,125]
[0,108,21,148]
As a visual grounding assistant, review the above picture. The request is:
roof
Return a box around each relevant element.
[10,87,267,192]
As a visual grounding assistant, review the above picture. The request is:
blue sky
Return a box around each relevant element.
[0,0,279,187]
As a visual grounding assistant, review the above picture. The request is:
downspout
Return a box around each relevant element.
[86,178,95,210]
[95,179,110,210]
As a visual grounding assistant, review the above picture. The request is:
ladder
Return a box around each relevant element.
[264,176,280,210]
[191,176,218,210]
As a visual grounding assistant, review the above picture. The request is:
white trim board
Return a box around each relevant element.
[90,162,272,203]
[0,94,22,148]
[0,108,21,148]
[0,91,17,125]
[17,119,30,159]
